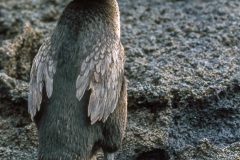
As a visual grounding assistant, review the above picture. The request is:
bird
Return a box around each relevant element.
[28,0,127,159]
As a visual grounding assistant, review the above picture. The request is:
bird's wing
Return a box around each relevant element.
[28,37,57,120]
[76,36,124,124]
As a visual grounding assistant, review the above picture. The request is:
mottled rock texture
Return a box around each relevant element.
[0,0,240,159]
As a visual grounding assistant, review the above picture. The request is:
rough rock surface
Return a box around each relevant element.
[0,0,240,159]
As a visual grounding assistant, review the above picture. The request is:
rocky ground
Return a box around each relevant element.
[0,0,240,159]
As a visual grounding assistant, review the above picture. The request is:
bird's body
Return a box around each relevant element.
[28,0,127,159]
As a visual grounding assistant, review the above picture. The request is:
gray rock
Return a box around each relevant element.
[0,0,240,159]
[0,72,28,103]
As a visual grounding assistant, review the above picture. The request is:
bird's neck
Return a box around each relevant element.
[69,0,120,37]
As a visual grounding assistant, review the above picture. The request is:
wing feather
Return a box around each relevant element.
[76,74,90,101]
[28,37,57,120]
[76,35,124,124]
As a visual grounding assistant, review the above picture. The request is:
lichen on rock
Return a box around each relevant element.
[0,23,43,81]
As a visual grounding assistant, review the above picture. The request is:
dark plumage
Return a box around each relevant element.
[28,0,127,159]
